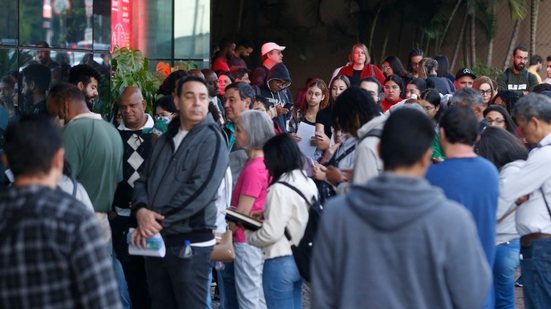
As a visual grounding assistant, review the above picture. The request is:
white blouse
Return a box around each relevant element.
[246,169,318,260]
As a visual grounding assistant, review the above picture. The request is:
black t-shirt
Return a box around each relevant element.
[315,107,333,138]
[349,70,362,86]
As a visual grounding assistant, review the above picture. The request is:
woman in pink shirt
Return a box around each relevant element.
[230,110,275,309]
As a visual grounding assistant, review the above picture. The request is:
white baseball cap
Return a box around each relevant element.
[261,42,286,56]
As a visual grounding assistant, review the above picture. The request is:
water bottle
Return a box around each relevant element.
[183,240,193,258]
[215,261,225,271]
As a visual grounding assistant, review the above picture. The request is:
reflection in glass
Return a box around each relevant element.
[174,0,210,60]
[0,0,18,45]
[0,48,19,117]
[134,0,172,59]
[20,0,92,49]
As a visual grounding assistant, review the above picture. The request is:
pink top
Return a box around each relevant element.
[231,157,270,243]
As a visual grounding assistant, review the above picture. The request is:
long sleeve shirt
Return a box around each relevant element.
[501,132,551,236]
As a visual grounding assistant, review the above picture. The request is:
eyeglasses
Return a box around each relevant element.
[486,117,505,125]
[479,89,493,96]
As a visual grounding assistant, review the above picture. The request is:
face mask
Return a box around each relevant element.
[156,116,172,125]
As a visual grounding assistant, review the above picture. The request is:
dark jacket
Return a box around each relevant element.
[426,75,455,94]
[133,114,229,244]
[256,63,293,131]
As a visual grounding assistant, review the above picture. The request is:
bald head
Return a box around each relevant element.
[119,86,147,130]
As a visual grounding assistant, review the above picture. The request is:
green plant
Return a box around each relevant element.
[109,47,161,118]
[174,60,199,71]
[473,63,502,81]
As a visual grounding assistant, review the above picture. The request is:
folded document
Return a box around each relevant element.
[127,228,166,257]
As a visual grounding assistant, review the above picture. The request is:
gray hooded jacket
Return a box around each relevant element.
[312,173,491,309]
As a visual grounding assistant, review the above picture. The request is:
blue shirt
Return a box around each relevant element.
[426,157,499,267]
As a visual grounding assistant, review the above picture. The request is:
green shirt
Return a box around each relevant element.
[432,130,445,162]
[63,114,123,213]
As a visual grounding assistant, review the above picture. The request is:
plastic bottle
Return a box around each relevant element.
[183,240,193,258]
[215,261,225,271]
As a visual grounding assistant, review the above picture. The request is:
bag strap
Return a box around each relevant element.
[277,181,312,207]
[70,176,78,197]
[540,187,551,220]
[277,181,314,242]
[327,144,356,167]
[496,205,519,224]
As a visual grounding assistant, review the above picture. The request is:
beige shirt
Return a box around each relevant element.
[246,170,318,259]
[502,133,551,236]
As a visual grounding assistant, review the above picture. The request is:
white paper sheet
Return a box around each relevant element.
[296,122,317,158]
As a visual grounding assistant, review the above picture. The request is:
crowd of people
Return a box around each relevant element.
[1,38,551,309]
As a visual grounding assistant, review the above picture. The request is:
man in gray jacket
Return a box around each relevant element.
[132,76,229,309]
[312,108,491,309]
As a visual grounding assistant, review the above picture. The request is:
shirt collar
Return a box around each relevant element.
[68,112,103,123]
[538,132,551,147]
[118,113,155,131]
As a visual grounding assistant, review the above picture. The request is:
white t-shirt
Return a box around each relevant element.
[173,129,189,152]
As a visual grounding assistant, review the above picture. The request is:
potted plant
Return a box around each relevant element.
[108,47,161,119]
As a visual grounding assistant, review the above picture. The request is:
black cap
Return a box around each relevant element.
[455,67,476,80]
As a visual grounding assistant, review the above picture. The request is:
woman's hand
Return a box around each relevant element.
[313,131,330,150]
[319,142,341,164]
[290,132,302,142]
[313,164,327,181]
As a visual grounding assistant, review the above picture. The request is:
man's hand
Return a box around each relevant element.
[325,166,344,186]
[516,195,529,206]
[135,208,165,238]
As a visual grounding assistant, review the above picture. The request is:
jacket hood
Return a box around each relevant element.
[347,173,448,231]
[357,114,387,138]
[266,63,292,87]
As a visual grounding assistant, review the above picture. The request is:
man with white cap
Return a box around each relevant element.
[251,42,285,86]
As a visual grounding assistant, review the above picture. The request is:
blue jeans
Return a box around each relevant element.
[263,255,302,309]
[494,239,520,309]
[220,262,239,309]
[521,238,551,309]
[112,253,132,309]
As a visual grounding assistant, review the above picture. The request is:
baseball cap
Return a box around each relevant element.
[455,67,476,80]
[261,42,286,56]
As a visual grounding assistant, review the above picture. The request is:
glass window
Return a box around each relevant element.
[174,0,210,61]
[0,48,19,117]
[0,1,18,45]
[133,0,173,59]
[20,0,91,49]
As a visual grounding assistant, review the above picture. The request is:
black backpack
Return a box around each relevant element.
[278,181,322,282]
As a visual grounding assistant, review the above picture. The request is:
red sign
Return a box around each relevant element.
[111,0,132,49]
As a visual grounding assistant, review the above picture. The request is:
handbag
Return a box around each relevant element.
[211,230,235,262]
